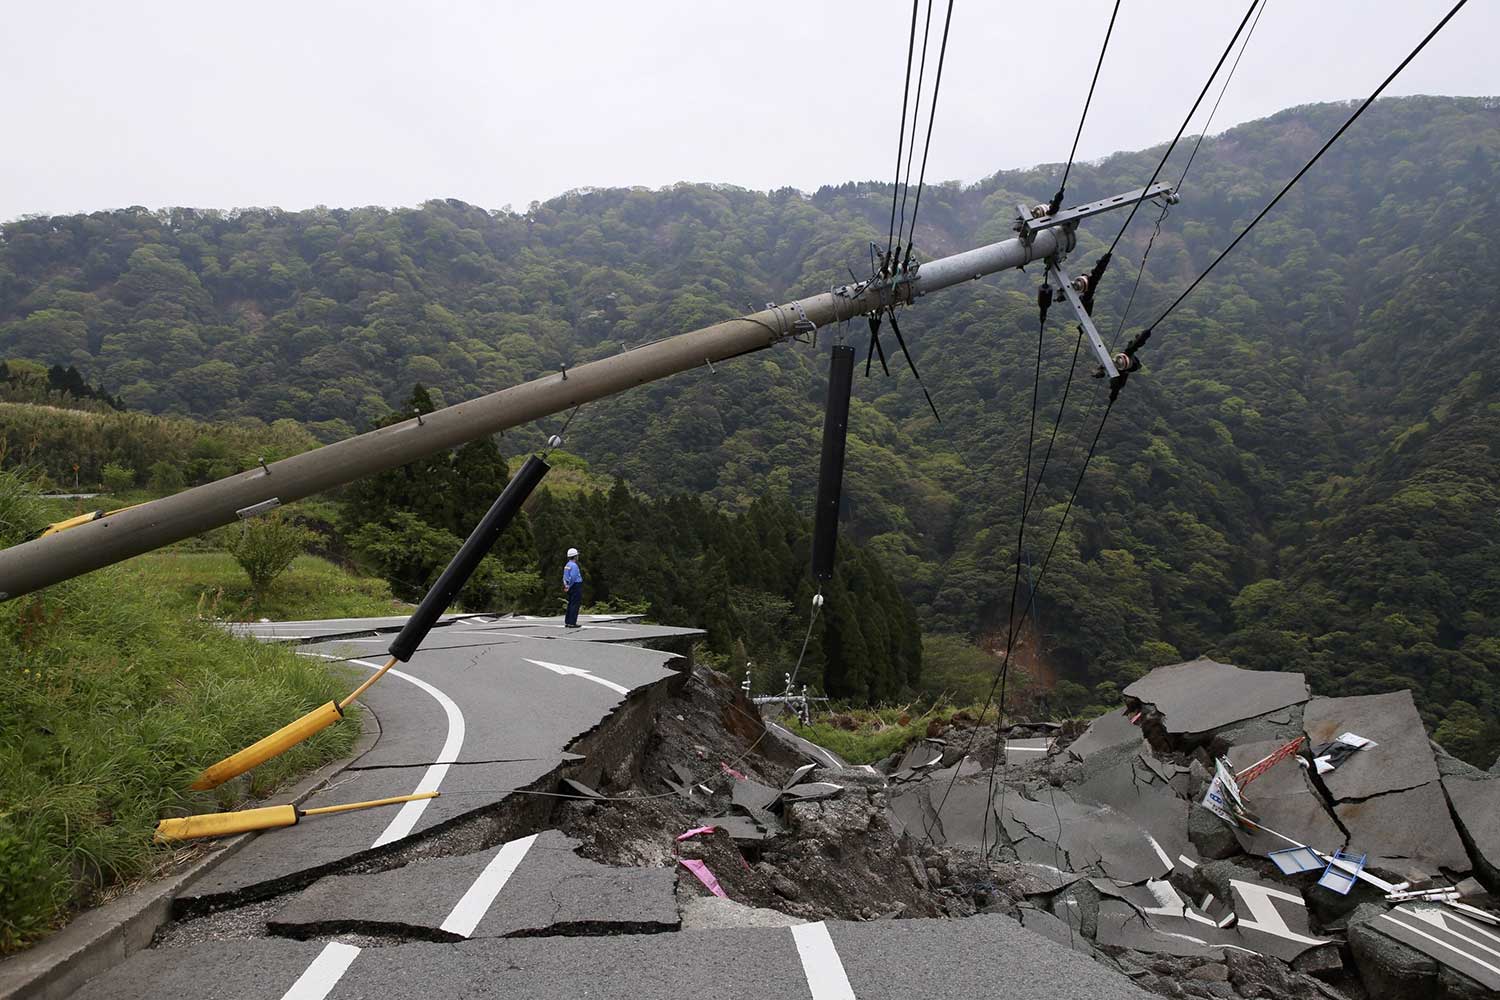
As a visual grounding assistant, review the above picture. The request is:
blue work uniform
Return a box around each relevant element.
[563,558,583,626]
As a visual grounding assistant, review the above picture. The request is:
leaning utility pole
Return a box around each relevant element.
[0,184,1174,602]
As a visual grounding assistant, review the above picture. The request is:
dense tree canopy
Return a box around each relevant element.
[2,97,1496,757]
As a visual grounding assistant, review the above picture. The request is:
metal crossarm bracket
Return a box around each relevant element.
[1048,264,1119,380]
[1018,182,1177,239]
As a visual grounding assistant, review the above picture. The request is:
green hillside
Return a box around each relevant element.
[2,96,1496,758]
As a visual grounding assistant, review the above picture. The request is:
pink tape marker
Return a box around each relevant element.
[679,858,727,898]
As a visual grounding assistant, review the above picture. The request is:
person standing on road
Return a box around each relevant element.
[562,547,583,628]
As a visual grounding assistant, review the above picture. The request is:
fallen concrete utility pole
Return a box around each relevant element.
[0,185,1171,601]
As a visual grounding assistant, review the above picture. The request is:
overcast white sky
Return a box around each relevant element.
[2,1,1494,221]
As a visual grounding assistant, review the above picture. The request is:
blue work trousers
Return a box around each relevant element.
[565,582,583,626]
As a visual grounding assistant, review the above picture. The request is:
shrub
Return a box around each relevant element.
[100,463,135,493]
[146,460,185,492]
[222,511,311,603]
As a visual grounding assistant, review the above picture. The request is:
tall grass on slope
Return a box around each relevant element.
[0,472,359,954]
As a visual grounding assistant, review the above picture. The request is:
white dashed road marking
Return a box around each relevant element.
[280,941,361,1000]
[791,921,857,1000]
[440,834,539,938]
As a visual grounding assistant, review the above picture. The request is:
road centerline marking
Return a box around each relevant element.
[791,921,857,1000]
[440,834,539,937]
[281,941,361,1000]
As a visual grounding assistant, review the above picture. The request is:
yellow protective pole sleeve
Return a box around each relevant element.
[300,791,439,817]
[154,804,298,842]
[340,656,397,710]
[190,700,343,790]
[41,511,102,537]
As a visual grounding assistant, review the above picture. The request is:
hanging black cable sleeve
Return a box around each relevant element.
[885,308,941,422]
[865,314,890,378]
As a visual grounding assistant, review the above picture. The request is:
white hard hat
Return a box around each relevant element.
[567,548,579,558]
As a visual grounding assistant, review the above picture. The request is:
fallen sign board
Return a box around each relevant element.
[1316,850,1366,895]
[1201,758,1249,826]
[1235,736,1305,786]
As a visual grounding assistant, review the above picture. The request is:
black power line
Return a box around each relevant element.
[1107,0,1261,256]
[885,0,921,272]
[1106,0,1268,355]
[1050,0,1121,215]
[895,0,936,258]
[901,0,956,269]
[1145,0,1469,333]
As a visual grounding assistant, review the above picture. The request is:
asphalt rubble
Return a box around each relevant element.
[876,657,1500,1000]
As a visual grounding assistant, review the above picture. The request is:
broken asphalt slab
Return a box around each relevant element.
[267,830,678,940]
[1334,779,1472,877]
[1443,774,1500,891]
[1124,658,1309,737]
[177,635,681,908]
[1303,691,1438,800]
[1349,901,1500,997]
[1066,708,1148,760]
[1302,691,1469,878]
[74,915,1153,1000]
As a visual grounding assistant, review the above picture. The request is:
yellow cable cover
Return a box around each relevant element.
[154,804,298,841]
[191,700,343,790]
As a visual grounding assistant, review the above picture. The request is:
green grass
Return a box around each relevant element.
[0,474,364,954]
[119,550,407,622]
[784,705,981,765]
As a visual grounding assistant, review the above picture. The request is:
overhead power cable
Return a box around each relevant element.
[1106,0,1261,256]
[926,393,1117,843]
[1049,0,1121,215]
[1145,0,1468,333]
[901,0,956,269]
[1106,0,1267,354]
[1175,0,1267,193]
[895,0,936,259]
[885,0,921,272]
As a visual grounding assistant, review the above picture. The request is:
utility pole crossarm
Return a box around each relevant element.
[1047,264,1120,380]
[1018,182,1177,239]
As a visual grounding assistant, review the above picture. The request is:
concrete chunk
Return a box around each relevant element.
[1443,775,1500,892]
[1304,691,1438,800]
[1335,779,1471,879]
[1124,659,1308,736]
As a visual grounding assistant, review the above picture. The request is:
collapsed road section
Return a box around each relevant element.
[47,628,1500,1000]
[59,612,1161,1000]
[886,658,1500,999]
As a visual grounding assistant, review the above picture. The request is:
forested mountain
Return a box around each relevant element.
[2,96,1496,756]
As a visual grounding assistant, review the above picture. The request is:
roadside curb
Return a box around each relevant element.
[0,703,382,1000]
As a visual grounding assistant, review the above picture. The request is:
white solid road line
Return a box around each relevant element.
[333,656,467,848]
[283,653,468,1000]
[524,657,631,696]
[791,922,857,1000]
[280,941,361,1000]
[439,834,540,938]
